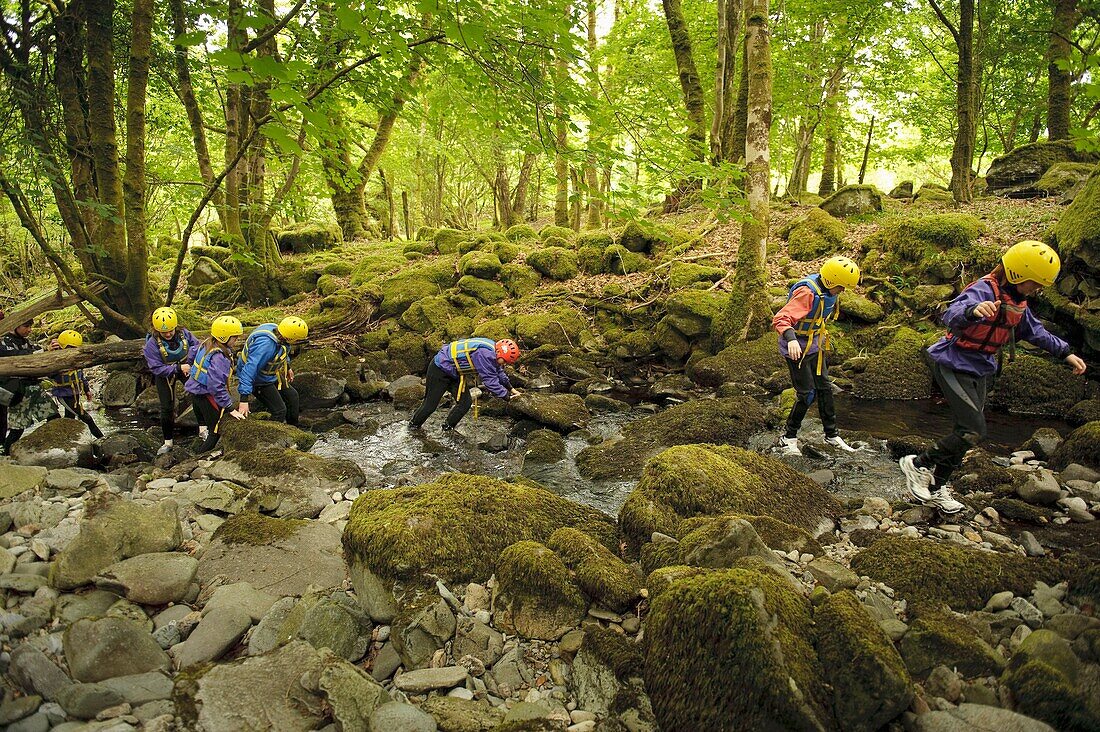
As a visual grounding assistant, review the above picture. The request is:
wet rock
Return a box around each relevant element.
[64,617,170,682]
[1016,469,1062,505]
[44,467,105,497]
[93,552,198,605]
[385,375,426,408]
[453,616,505,667]
[56,682,126,720]
[10,419,93,469]
[369,701,438,732]
[493,541,586,641]
[100,373,138,407]
[1044,613,1100,640]
[509,393,589,432]
[9,645,73,701]
[392,596,457,670]
[0,464,48,499]
[207,449,363,519]
[93,430,157,467]
[1025,428,1063,460]
[293,372,346,409]
[172,605,252,668]
[370,642,402,681]
[908,703,1055,731]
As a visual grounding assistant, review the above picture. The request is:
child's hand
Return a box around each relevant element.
[787,341,803,361]
[1066,354,1087,375]
[973,300,1001,319]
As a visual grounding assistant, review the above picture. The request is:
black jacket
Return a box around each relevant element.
[0,332,40,404]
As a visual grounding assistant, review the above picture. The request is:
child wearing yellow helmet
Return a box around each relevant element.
[46,330,104,439]
[144,307,199,455]
[184,316,244,453]
[234,316,309,425]
[772,256,861,456]
[899,241,1087,515]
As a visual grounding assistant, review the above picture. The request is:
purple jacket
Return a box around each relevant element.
[49,370,88,400]
[433,343,513,398]
[143,328,198,379]
[927,279,1070,377]
[184,348,235,409]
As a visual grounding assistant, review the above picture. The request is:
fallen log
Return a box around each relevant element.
[0,284,106,337]
[0,339,145,377]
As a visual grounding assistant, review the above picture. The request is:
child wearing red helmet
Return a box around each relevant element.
[409,338,522,431]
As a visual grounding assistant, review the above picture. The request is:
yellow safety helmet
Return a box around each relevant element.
[58,330,83,348]
[151,307,178,333]
[277,316,309,342]
[1002,240,1060,288]
[819,256,861,290]
[210,315,243,344]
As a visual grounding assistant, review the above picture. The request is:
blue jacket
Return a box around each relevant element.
[433,338,512,398]
[236,324,290,396]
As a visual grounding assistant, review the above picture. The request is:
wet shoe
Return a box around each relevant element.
[406,422,424,433]
[825,435,858,452]
[899,455,935,503]
[928,486,965,514]
[156,442,172,456]
[198,427,209,441]
[441,423,455,432]
[777,436,801,456]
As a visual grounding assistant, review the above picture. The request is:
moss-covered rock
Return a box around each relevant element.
[457,250,503,280]
[508,393,589,432]
[433,228,468,254]
[10,418,93,469]
[1036,161,1096,196]
[208,449,364,519]
[617,445,840,548]
[492,541,586,640]
[539,224,576,243]
[575,397,769,481]
[687,333,781,388]
[898,605,1006,678]
[276,223,342,253]
[603,244,652,274]
[814,591,912,730]
[989,497,1053,523]
[851,327,933,399]
[986,140,1098,197]
[342,474,616,590]
[849,536,1061,611]
[1048,421,1100,470]
[840,292,885,323]
[219,419,317,453]
[782,207,847,261]
[1051,167,1100,268]
[645,569,830,731]
[212,512,308,546]
[988,353,1086,415]
[577,230,614,250]
[576,245,606,275]
[514,307,587,348]
[454,275,508,305]
[663,291,726,339]
[499,263,541,298]
[953,448,1027,495]
[820,185,883,218]
[505,224,538,242]
[858,214,996,285]
[1066,398,1100,427]
[522,429,566,464]
[1001,659,1100,732]
[1069,564,1100,608]
[547,527,642,612]
[526,247,578,280]
[399,295,458,334]
[668,261,725,289]
[376,260,455,317]
[619,220,673,253]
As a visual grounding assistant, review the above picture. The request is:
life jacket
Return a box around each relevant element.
[240,324,290,388]
[190,346,234,390]
[147,331,191,365]
[945,275,1026,355]
[787,275,838,375]
[446,337,497,416]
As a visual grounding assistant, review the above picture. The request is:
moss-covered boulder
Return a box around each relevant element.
[897,606,1006,678]
[663,291,726,339]
[986,140,1098,197]
[645,569,830,731]
[456,250,502,280]
[526,247,578,280]
[188,255,233,289]
[858,213,997,285]
[376,260,455,317]
[988,353,1086,415]
[889,181,915,199]
[840,292,885,323]
[571,626,655,727]
[851,327,933,399]
[1036,161,1096,197]
[820,184,883,218]
[676,515,796,581]
[603,244,652,274]
[849,536,1061,611]
[618,445,840,548]
[493,541,586,640]
[433,228,467,254]
[399,294,457,334]
[687,332,781,388]
[342,474,616,595]
[514,307,588,348]
[547,527,642,612]
[1051,168,1100,268]
[508,392,589,432]
[1048,421,1100,470]
[1001,658,1100,731]
[668,261,725,289]
[10,418,93,469]
[1067,397,1100,427]
[576,397,769,481]
[455,274,508,305]
[505,224,537,242]
[276,223,341,253]
[499,263,541,297]
[814,591,912,731]
[219,419,317,453]
[539,224,576,243]
[208,449,365,519]
[782,207,847,261]
[619,219,673,253]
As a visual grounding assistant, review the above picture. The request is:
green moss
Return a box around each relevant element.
[212,512,307,546]
[539,224,576,243]
[1049,421,1100,470]
[663,291,726,339]
[645,569,829,731]
[840,291,885,323]
[898,605,1006,678]
[732,515,824,555]
[386,330,428,373]
[619,220,673,254]
[850,537,1063,611]
[814,591,912,730]
[514,307,587,348]
[342,474,617,587]
[399,295,457,334]
[433,228,468,254]
[641,542,684,576]
[580,625,644,679]
[526,247,578,280]
[577,399,770,482]
[988,354,1086,415]
[852,327,933,399]
[189,244,232,264]
[497,540,585,608]
[668,261,725,289]
[374,259,456,317]
[953,449,1027,495]
[781,207,846,261]
[14,418,88,452]
[1001,660,1100,731]
[576,245,606,275]
[1068,563,1100,607]
[276,223,341,253]
[688,332,780,387]
[416,226,439,241]
[454,275,508,305]
[457,250,503,279]
[499,263,541,297]
[403,240,437,256]
[577,231,614,249]
[505,224,538,242]
[219,419,317,453]
[645,565,707,598]
[494,240,521,264]
[523,429,566,463]
[617,444,841,548]
[1036,161,1096,195]
[989,498,1053,523]
[548,527,642,612]
[1051,168,1100,267]
[603,244,652,274]
[611,328,657,357]
[1066,398,1100,427]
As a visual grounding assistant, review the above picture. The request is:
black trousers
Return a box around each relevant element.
[155,376,177,441]
[253,382,300,425]
[191,394,225,452]
[409,361,473,429]
[784,353,836,439]
[0,404,7,451]
[917,351,989,487]
[53,396,104,439]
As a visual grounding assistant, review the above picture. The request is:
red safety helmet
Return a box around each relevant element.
[495,339,520,364]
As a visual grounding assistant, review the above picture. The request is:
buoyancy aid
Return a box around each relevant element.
[191,346,234,389]
[446,338,497,417]
[148,331,191,365]
[240,324,290,388]
[945,275,1026,356]
[787,275,838,375]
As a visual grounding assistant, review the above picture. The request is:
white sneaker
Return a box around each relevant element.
[156,442,171,456]
[928,486,965,514]
[899,455,935,503]
[198,427,209,440]
[825,435,858,452]
[778,437,802,456]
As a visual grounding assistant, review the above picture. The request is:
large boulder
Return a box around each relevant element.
[662,291,727,340]
[50,496,182,590]
[618,444,840,548]
[547,527,642,612]
[985,140,1098,198]
[576,397,769,480]
[273,590,373,662]
[989,353,1087,416]
[1050,167,1100,269]
[858,214,994,287]
[645,569,831,731]
[196,513,346,597]
[688,333,782,388]
[64,617,171,682]
[0,463,47,499]
[898,606,1006,678]
[851,328,933,399]
[218,419,317,453]
[781,207,846,261]
[619,219,674,253]
[514,307,588,348]
[493,541,586,640]
[527,247,578,280]
[207,449,363,519]
[572,627,658,730]
[93,552,198,605]
[188,256,231,288]
[508,393,589,432]
[11,418,93,469]
[275,223,342,253]
[820,185,883,218]
[1036,161,1096,198]
[100,372,138,407]
[292,372,346,409]
[1048,421,1100,471]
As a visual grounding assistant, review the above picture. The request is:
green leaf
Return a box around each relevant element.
[174,30,208,47]
[260,125,303,156]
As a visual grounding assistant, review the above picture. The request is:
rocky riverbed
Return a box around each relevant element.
[1,379,1099,732]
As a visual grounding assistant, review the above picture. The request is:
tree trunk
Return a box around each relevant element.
[858,116,875,184]
[718,0,772,349]
[0,340,146,378]
[402,191,411,239]
[711,0,742,162]
[930,0,978,203]
[511,152,538,223]
[1047,0,1079,141]
[661,0,707,164]
[122,0,154,324]
[785,118,816,197]
[570,167,583,231]
[731,27,750,163]
[554,45,571,227]
[585,0,602,229]
[379,168,395,240]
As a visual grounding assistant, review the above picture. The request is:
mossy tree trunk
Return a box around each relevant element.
[661,0,706,209]
[731,36,750,163]
[817,60,843,196]
[929,0,983,204]
[718,0,773,349]
[554,47,571,227]
[711,0,743,163]
[585,0,602,229]
[1046,0,1080,141]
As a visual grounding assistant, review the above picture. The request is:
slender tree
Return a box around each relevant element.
[929,0,983,203]
[1047,0,1080,140]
